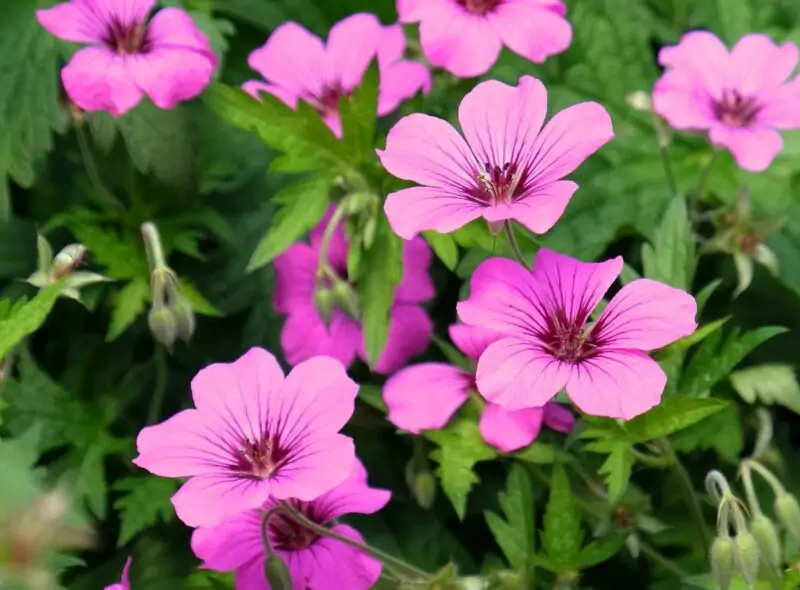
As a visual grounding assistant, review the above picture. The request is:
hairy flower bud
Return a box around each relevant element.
[775,493,800,541]
[710,536,735,590]
[314,287,334,328]
[331,280,359,320]
[148,306,177,348]
[751,514,781,567]
[733,532,760,585]
[406,458,437,509]
[265,552,293,590]
[170,299,196,343]
[52,244,87,279]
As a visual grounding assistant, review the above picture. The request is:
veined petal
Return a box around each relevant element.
[92,0,155,27]
[479,403,544,452]
[62,47,143,116]
[273,243,317,314]
[171,473,271,527]
[304,526,383,590]
[326,13,381,91]
[709,124,783,172]
[314,460,391,520]
[384,186,485,240]
[128,47,215,109]
[280,308,361,369]
[36,0,106,43]
[146,7,216,56]
[377,24,407,65]
[191,510,263,571]
[448,323,503,360]
[268,434,355,501]
[658,31,730,102]
[369,304,433,375]
[490,2,572,65]
[378,60,431,116]
[652,70,718,130]
[729,34,799,95]
[482,180,577,234]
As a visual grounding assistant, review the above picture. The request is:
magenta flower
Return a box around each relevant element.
[384,324,575,452]
[653,31,800,172]
[274,209,434,375]
[133,348,358,528]
[457,250,698,420]
[36,0,217,116]
[105,557,132,590]
[244,13,431,137]
[377,76,614,240]
[191,460,390,590]
[398,0,572,78]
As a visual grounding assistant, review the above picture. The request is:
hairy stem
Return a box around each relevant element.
[317,203,348,278]
[146,345,168,424]
[75,125,124,211]
[504,221,528,267]
[141,222,167,271]
[639,540,690,578]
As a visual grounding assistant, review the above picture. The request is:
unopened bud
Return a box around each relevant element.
[52,244,87,279]
[710,536,735,590]
[342,191,377,215]
[405,458,437,509]
[331,280,359,320]
[775,494,800,541]
[314,288,335,327]
[733,532,760,585]
[265,552,293,590]
[626,91,652,112]
[170,299,196,343]
[362,216,377,250]
[751,515,781,567]
[148,306,177,348]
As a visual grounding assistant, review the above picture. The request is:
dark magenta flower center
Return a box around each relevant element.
[713,90,761,128]
[310,84,349,117]
[539,309,600,364]
[235,436,288,479]
[472,161,528,205]
[103,18,151,55]
[459,0,501,15]
[270,501,327,551]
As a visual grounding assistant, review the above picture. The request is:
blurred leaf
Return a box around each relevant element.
[426,417,498,520]
[340,61,379,166]
[541,463,583,571]
[671,404,743,462]
[625,398,729,443]
[658,317,729,357]
[642,195,695,290]
[0,282,62,361]
[484,463,535,569]
[576,534,627,569]
[246,177,330,272]
[69,222,148,281]
[214,0,326,34]
[513,442,557,465]
[716,0,752,45]
[358,384,387,413]
[0,219,37,277]
[107,278,149,341]
[178,279,222,317]
[598,440,633,504]
[114,476,180,546]
[730,364,800,414]
[423,231,459,272]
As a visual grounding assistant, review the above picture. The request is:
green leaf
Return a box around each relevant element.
[598,440,634,504]
[0,282,62,360]
[107,279,149,341]
[625,398,729,443]
[358,384,387,413]
[246,177,330,272]
[0,219,37,277]
[513,442,558,465]
[680,326,787,397]
[716,0,753,45]
[484,463,536,569]
[658,317,729,357]
[68,222,149,281]
[730,364,800,414]
[641,195,695,290]
[340,61,378,165]
[358,214,403,367]
[541,463,583,571]
[576,535,627,569]
[426,417,498,520]
[671,404,743,463]
[423,231,459,272]
[114,476,180,546]
[178,279,222,317]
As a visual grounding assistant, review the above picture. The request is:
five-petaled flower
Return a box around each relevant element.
[377,76,614,240]
[191,460,390,590]
[36,0,217,116]
[398,0,572,78]
[105,557,132,590]
[384,323,575,452]
[653,31,800,172]
[133,347,358,528]
[244,13,431,137]
[457,249,698,420]
[274,208,435,375]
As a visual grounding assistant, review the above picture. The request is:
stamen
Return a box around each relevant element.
[474,160,525,205]
[713,90,761,128]
[104,18,151,55]
[459,0,501,15]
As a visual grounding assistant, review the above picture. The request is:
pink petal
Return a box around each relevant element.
[729,34,799,95]
[242,80,300,107]
[383,363,471,433]
[482,180,577,234]
[658,31,730,101]
[652,70,717,130]
[304,525,382,590]
[395,237,435,304]
[314,460,391,519]
[476,338,570,410]
[709,124,783,172]
[596,278,698,350]
[171,473,272,527]
[377,113,477,188]
[146,7,216,56]
[62,47,143,116]
[274,243,317,314]
[236,558,273,590]
[370,303,433,375]
[127,47,215,110]
[384,186,485,240]
[543,402,575,433]
[378,60,431,116]
[490,2,572,64]
[397,0,425,21]
[326,13,381,91]
[281,308,362,369]
[566,350,666,420]
[247,22,327,99]
[479,403,544,452]
[191,510,263,571]
[35,0,105,43]
[268,434,356,501]
[92,0,155,26]
[527,102,614,188]
[448,323,503,360]
[458,76,548,169]
[758,79,800,129]
[377,24,407,65]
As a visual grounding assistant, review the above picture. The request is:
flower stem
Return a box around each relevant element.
[277,501,430,582]
[146,345,168,424]
[503,221,529,267]
[317,203,348,278]
[739,462,763,517]
[639,540,690,578]
[693,151,719,205]
[0,180,10,222]
[75,125,124,211]
[743,459,786,496]
[141,222,167,271]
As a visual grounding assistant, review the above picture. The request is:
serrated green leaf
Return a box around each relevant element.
[484,463,535,569]
[114,476,180,546]
[358,214,403,366]
[625,398,729,443]
[423,231,459,272]
[513,441,557,465]
[671,404,743,463]
[107,279,149,341]
[426,418,498,520]
[340,61,378,165]
[576,534,627,569]
[0,282,62,361]
[68,223,149,281]
[178,279,222,317]
[598,440,633,504]
[247,177,330,272]
[730,364,800,414]
[642,195,695,290]
[541,464,583,570]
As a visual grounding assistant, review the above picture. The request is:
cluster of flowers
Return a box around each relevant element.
[34,0,800,589]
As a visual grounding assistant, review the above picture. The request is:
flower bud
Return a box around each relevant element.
[775,493,800,541]
[170,299,196,343]
[405,458,437,509]
[265,552,293,590]
[314,287,335,328]
[52,244,87,279]
[331,280,359,320]
[733,532,760,585]
[750,514,781,567]
[709,536,735,590]
[362,216,377,250]
[626,91,652,112]
[148,306,177,348]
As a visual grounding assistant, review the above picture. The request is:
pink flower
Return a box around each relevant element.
[377,76,614,240]
[105,557,132,590]
[133,348,358,528]
[274,209,435,375]
[398,0,572,78]
[36,0,217,116]
[244,13,431,137]
[191,460,390,590]
[652,31,800,172]
[384,324,574,452]
[457,250,698,420]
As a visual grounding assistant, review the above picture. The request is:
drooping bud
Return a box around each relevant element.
[331,280,360,320]
[405,458,437,509]
[264,552,293,590]
[148,306,177,348]
[750,514,781,567]
[709,536,735,590]
[170,299,196,343]
[775,493,800,541]
[733,532,760,585]
[362,215,377,250]
[314,287,335,328]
